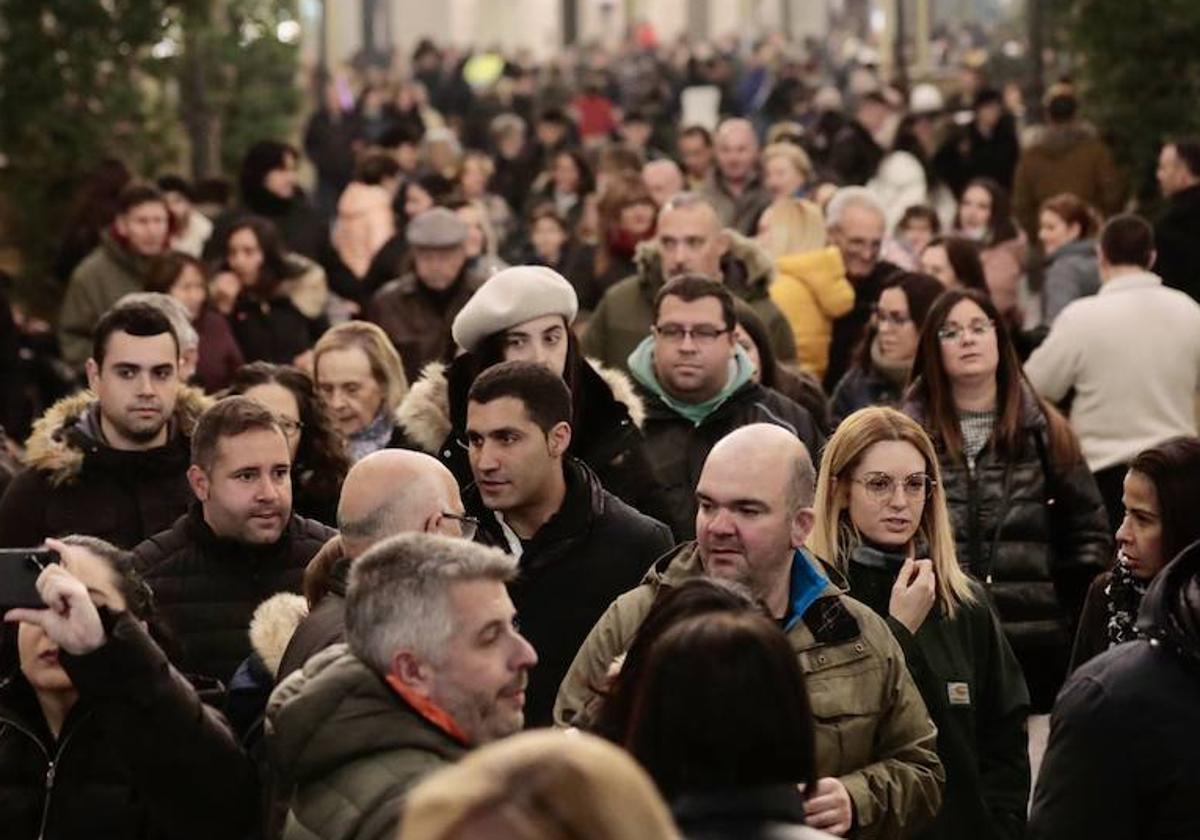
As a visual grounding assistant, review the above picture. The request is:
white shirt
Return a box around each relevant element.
[171,212,213,258]
[1025,270,1200,470]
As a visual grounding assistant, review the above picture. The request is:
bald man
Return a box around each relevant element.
[557,425,944,840]
[642,159,685,208]
[697,117,772,235]
[276,449,471,679]
[581,191,796,373]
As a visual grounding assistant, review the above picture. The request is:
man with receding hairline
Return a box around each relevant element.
[698,118,771,235]
[558,423,943,840]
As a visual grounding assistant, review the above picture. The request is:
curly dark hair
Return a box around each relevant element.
[216,215,304,300]
[227,362,351,523]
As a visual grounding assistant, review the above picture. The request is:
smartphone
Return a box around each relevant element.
[0,549,59,610]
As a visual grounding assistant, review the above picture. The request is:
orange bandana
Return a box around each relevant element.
[385,674,470,745]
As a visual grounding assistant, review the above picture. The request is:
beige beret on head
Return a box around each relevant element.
[451,265,579,352]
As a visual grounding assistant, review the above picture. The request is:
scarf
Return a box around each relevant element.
[347,409,395,463]
[1106,560,1149,647]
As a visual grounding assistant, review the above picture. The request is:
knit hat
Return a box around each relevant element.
[452,265,578,352]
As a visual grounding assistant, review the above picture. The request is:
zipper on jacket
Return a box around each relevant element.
[1,712,87,840]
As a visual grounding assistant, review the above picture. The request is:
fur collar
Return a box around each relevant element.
[249,593,310,680]
[22,385,212,486]
[394,358,645,455]
[632,228,775,292]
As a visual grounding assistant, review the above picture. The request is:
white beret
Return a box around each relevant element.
[452,265,579,353]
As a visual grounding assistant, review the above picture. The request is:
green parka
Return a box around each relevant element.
[59,231,155,369]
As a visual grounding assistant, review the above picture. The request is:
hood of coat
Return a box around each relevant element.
[632,229,775,300]
[21,385,212,487]
[267,644,466,788]
[250,593,310,681]
[394,357,645,455]
[1137,539,1200,667]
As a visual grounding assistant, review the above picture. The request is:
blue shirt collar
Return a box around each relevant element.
[783,548,829,632]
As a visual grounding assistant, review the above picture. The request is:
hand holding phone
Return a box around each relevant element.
[3,540,107,655]
[0,548,59,610]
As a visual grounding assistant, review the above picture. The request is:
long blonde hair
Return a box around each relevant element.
[809,407,975,616]
[758,197,827,259]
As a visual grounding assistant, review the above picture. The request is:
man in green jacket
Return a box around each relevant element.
[556,424,944,840]
[581,191,796,373]
[59,184,172,370]
[267,532,538,840]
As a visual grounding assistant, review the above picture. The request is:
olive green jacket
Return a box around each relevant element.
[59,232,155,369]
[555,544,945,840]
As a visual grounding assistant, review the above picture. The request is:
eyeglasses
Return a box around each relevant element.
[936,319,995,343]
[653,324,731,345]
[277,418,304,436]
[871,306,912,327]
[851,472,935,503]
[441,512,480,540]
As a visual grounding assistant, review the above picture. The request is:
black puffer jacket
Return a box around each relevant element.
[0,611,257,840]
[830,364,905,427]
[133,506,335,686]
[672,785,836,840]
[904,389,1111,710]
[394,353,671,525]
[1028,540,1200,840]
[639,381,825,541]
[467,458,674,727]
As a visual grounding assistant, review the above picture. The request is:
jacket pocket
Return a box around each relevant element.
[802,644,884,777]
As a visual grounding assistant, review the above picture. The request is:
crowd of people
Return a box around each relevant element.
[2,30,1200,840]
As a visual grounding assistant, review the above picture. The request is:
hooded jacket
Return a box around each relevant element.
[1028,541,1200,840]
[0,611,257,840]
[132,505,335,687]
[466,458,673,727]
[1042,238,1100,325]
[0,387,210,550]
[904,387,1112,711]
[58,230,157,369]
[769,246,856,381]
[555,544,945,840]
[1012,123,1124,238]
[393,353,668,522]
[267,644,469,840]
[580,231,797,374]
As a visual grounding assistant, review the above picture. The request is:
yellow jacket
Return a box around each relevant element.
[770,246,856,380]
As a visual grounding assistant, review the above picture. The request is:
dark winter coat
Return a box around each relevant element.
[934,116,1020,196]
[1012,123,1124,239]
[366,264,486,382]
[828,120,885,186]
[830,363,906,426]
[1154,183,1200,303]
[229,290,326,366]
[0,611,257,840]
[206,195,327,264]
[267,644,469,840]
[904,389,1112,711]
[192,306,245,393]
[672,786,837,840]
[0,388,210,550]
[393,353,671,525]
[278,554,350,683]
[824,260,902,392]
[467,458,673,727]
[1028,541,1200,840]
[1068,570,1115,672]
[638,381,825,541]
[133,505,335,686]
[847,555,1030,840]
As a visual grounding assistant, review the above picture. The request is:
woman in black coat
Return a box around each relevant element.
[0,536,256,840]
[903,288,1111,711]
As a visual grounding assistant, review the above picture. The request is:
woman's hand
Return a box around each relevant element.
[3,539,106,655]
[889,557,936,635]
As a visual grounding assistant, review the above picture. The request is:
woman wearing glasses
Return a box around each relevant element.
[809,406,1030,840]
[829,272,944,426]
[903,288,1111,712]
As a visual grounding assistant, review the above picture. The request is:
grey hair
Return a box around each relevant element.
[825,187,886,229]
[116,292,199,353]
[345,532,517,675]
[786,445,817,512]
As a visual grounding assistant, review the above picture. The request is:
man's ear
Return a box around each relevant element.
[390,651,434,696]
[792,506,816,549]
[547,421,572,458]
[186,464,210,503]
[114,213,129,238]
[85,358,101,393]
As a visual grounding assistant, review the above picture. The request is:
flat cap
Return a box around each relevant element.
[452,265,579,353]
[408,207,468,248]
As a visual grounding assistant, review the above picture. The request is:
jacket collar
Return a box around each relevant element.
[633,229,775,299]
[1100,270,1162,295]
[184,503,297,562]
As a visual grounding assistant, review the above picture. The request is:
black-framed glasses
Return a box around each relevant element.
[936,319,995,343]
[441,512,480,540]
[653,324,731,345]
[851,472,936,503]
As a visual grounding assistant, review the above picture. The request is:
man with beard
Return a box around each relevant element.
[463,361,672,726]
[267,532,538,840]
[133,397,334,687]
[582,192,795,374]
[0,303,207,549]
[558,425,943,840]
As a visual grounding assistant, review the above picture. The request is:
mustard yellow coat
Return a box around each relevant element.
[769,246,856,381]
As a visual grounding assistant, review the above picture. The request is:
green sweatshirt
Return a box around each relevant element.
[626,337,754,426]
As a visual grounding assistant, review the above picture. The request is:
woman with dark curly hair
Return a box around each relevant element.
[228,362,351,526]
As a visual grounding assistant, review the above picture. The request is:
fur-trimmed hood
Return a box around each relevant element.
[395,357,645,456]
[249,592,309,680]
[631,228,775,299]
[22,385,212,486]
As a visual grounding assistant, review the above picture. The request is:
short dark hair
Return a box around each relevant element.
[190,396,285,472]
[354,150,402,185]
[1166,137,1200,179]
[1046,93,1078,122]
[92,302,180,368]
[899,205,941,233]
[467,361,572,435]
[653,275,736,332]
[537,107,570,127]
[116,183,168,216]
[156,174,194,200]
[1099,214,1155,268]
[926,235,988,293]
[679,125,712,147]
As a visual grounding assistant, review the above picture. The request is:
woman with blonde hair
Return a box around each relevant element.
[809,405,1030,840]
[312,320,409,461]
[398,729,679,840]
